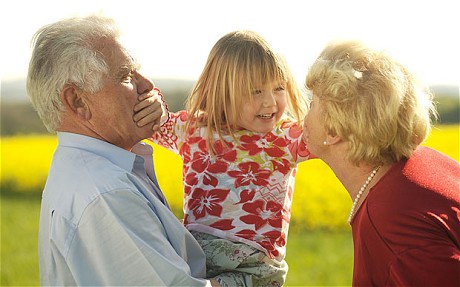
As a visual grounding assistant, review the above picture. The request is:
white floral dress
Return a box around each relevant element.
[149,110,310,262]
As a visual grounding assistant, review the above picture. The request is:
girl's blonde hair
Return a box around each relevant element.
[186,30,306,152]
[306,40,437,166]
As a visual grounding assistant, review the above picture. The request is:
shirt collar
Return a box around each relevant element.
[57,132,138,173]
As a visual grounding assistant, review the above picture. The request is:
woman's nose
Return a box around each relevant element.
[134,71,154,94]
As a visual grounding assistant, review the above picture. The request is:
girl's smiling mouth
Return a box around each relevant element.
[257,113,275,119]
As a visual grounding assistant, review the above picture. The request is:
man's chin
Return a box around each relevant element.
[136,125,155,140]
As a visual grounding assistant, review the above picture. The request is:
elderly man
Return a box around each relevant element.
[27,14,217,286]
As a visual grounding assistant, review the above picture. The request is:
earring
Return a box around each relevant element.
[323,141,327,145]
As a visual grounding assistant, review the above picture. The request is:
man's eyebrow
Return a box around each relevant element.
[114,65,132,78]
[116,61,140,77]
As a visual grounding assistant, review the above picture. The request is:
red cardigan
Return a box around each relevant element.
[352,146,460,286]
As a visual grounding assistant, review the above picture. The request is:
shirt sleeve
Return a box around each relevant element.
[281,120,312,163]
[147,110,189,154]
[387,243,460,286]
[65,189,210,286]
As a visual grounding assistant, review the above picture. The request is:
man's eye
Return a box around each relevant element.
[122,73,134,82]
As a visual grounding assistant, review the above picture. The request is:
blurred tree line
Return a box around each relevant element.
[1,83,192,136]
[1,86,459,136]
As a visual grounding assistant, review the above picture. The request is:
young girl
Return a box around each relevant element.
[138,30,310,287]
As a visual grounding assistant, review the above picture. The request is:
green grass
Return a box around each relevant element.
[1,124,457,285]
[1,192,41,285]
[0,189,352,286]
[285,230,352,286]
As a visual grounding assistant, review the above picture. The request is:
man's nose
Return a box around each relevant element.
[134,71,154,94]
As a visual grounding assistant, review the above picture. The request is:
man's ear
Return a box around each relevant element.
[61,84,91,120]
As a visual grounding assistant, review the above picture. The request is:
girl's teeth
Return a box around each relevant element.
[258,114,273,119]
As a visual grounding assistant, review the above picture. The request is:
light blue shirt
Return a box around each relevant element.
[38,132,210,286]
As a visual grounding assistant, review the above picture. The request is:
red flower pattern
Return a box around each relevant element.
[240,200,283,230]
[187,188,230,219]
[235,189,256,204]
[150,111,311,260]
[212,140,237,162]
[235,229,257,241]
[184,172,198,196]
[239,133,288,157]
[259,239,280,258]
[283,121,311,161]
[271,158,292,175]
[189,139,236,176]
[210,219,235,230]
[228,162,271,188]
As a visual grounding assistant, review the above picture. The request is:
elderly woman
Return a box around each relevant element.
[303,40,460,286]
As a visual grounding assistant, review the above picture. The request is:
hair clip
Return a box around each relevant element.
[352,60,368,80]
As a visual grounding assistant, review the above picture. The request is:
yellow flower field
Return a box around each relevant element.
[1,124,458,230]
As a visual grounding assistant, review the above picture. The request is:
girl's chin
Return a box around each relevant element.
[256,118,278,131]
[254,125,276,134]
[237,117,278,133]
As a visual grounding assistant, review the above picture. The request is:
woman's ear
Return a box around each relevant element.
[61,84,91,120]
[325,133,341,145]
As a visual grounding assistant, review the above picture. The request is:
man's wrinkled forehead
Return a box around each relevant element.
[115,44,141,72]
[117,53,139,71]
[100,39,140,75]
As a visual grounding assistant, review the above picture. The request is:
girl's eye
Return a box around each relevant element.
[275,86,285,92]
[252,89,262,96]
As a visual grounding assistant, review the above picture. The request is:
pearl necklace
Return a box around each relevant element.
[347,166,381,224]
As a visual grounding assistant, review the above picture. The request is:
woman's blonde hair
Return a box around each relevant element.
[306,40,437,165]
[186,30,306,152]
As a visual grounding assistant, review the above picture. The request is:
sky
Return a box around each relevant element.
[1,0,459,87]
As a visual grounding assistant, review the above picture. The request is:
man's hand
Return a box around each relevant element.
[133,87,169,132]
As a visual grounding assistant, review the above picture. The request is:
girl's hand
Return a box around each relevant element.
[133,88,169,132]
